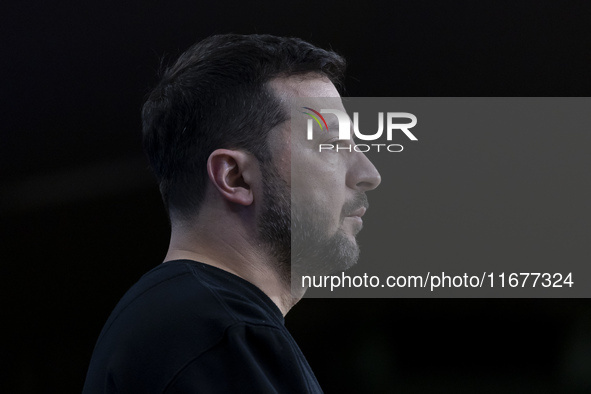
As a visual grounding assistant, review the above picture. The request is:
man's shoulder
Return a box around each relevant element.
[83,260,289,394]
[104,259,283,338]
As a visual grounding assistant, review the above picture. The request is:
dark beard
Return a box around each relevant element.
[256,162,292,281]
[257,162,367,284]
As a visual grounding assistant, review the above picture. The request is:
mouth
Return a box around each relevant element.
[342,193,369,224]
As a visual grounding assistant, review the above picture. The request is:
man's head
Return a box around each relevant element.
[142,34,380,281]
[142,34,345,221]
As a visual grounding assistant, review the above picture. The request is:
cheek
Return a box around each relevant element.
[291,143,348,222]
[293,171,345,226]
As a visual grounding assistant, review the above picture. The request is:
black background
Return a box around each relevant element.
[2,1,591,393]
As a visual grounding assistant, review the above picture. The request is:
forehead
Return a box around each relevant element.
[267,74,343,144]
[266,75,342,177]
[268,74,340,100]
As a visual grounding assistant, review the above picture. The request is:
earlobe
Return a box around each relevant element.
[207,149,255,206]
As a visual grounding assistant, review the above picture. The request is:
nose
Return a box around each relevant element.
[347,150,381,192]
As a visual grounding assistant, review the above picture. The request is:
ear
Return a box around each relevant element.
[207,149,257,206]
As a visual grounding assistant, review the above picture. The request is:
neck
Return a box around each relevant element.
[164,222,302,316]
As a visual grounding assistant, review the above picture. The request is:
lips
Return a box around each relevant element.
[343,193,369,220]
[348,207,366,218]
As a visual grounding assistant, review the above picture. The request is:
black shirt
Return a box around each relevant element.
[83,260,322,393]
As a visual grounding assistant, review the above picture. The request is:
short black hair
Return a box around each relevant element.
[142,34,346,220]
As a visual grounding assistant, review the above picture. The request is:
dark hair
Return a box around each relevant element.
[142,34,346,220]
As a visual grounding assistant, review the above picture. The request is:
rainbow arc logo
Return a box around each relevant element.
[301,107,329,132]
